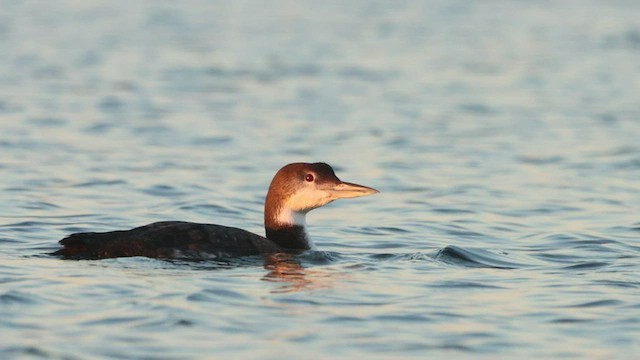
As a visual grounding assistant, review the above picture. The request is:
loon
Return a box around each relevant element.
[53,162,378,259]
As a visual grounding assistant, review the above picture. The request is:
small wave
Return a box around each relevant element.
[3,221,54,233]
[1,347,54,359]
[568,299,623,308]
[0,291,39,305]
[190,136,232,146]
[517,155,564,165]
[297,250,342,264]
[458,102,496,115]
[140,184,187,197]
[187,288,251,303]
[360,252,433,263]
[431,207,477,215]
[595,279,640,289]
[166,255,267,269]
[167,251,341,269]
[529,252,577,264]
[340,226,409,236]
[334,66,395,82]
[362,248,533,269]
[20,201,61,210]
[549,317,595,324]
[367,253,400,261]
[178,203,242,216]
[81,315,147,327]
[429,280,505,290]
[396,252,434,262]
[74,179,128,187]
[0,237,21,244]
[561,262,609,271]
[27,117,67,127]
[434,245,528,269]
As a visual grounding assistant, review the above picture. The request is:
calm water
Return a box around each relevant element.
[2,0,640,359]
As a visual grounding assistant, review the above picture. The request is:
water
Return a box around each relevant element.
[1,0,640,358]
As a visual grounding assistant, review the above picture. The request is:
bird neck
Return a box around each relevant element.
[265,225,311,250]
[264,204,313,250]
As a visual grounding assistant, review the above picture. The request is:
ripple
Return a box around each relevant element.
[549,317,595,324]
[529,252,578,264]
[397,252,433,262]
[81,316,147,327]
[561,262,609,271]
[179,203,241,216]
[444,228,486,238]
[363,252,435,263]
[0,290,38,305]
[191,136,233,146]
[187,288,250,303]
[0,237,22,244]
[431,207,476,215]
[339,226,407,236]
[298,250,342,264]
[0,100,21,113]
[458,102,496,115]
[595,280,640,289]
[74,179,128,187]
[4,221,52,232]
[21,201,61,210]
[168,257,264,270]
[434,245,527,269]
[27,117,68,127]
[429,280,505,290]
[98,95,125,112]
[0,347,58,359]
[374,314,433,323]
[334,66,395,82]
[140,184,187,197]
[368,253,401,261]
[517,155,565,164]
[569,299,623,308]
[322,315,366,323]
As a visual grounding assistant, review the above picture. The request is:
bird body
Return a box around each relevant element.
[56,222,281,259]
[54,163,378,260]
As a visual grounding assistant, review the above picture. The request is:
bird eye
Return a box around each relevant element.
[305,173,314,182]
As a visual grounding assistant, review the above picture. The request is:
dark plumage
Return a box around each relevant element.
[56,222,282,260]
[53,163,378,260]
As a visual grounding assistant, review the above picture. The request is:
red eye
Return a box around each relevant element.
[305,173,314,182]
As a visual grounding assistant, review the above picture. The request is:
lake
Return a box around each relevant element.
[1,0,640,359]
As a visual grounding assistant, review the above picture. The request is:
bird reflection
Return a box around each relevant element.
[262,253,335,293]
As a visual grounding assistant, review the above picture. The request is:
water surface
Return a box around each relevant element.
[2,1,640,359]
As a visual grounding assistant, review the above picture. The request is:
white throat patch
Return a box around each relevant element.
[274,209,315,249]
[275,208,307,227]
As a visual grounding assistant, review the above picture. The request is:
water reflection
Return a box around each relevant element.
[262,253,335,293]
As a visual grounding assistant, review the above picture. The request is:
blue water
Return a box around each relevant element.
[2,0,640,358]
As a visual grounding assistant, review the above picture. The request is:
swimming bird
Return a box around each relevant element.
[53,162,378,259]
